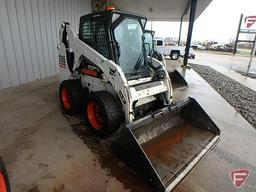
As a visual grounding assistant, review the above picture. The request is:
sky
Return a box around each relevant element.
[145,0,256,43]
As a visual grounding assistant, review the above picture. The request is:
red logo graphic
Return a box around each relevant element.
[230,169,250,188]
[245,16,256,28]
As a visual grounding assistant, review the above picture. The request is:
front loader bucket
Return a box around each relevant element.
[112,98,220,192]
[168,70,188,89]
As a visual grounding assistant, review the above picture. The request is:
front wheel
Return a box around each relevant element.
[170,51,180,60]
[84,92,124,136]
[59,80,84,115]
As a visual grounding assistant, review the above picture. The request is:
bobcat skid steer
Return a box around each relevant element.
[58,10,220,192]
[144,30,188,89]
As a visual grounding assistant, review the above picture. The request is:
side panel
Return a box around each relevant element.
[63,25,132,122]
[155,40,164,55]
[58,43,71,82]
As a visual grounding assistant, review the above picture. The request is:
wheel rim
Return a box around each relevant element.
[172,53,179,59]
[61,87,71,110]
[0,172,7,192]
[87,101,103,129]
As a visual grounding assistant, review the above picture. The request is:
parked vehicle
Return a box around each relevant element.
[209,43,234,52]
[154,38,195,60]
[191,43,206,50]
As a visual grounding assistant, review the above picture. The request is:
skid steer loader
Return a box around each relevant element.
[144,30,188,89]
[58,10,220,191]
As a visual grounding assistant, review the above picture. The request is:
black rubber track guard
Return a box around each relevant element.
[112,98,220,192]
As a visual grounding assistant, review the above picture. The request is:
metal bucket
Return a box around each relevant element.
[112,98,220,192]
[168,70,188,89]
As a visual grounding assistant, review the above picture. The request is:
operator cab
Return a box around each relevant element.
[79,10,150,80]
[144,30,164,61]
[144,30,154,56]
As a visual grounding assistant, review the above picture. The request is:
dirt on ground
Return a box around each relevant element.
[191,64,256,128]
[64,114,153,192]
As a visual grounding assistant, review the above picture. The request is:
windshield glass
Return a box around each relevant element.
[114,19,149,78]
[144,32,153,56]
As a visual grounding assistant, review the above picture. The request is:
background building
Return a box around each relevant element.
[0,0,91,89]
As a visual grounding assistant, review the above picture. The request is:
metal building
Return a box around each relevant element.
[0,0,90,89]
[0,0,212,90]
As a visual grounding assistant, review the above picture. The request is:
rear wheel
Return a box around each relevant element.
[84,91,123,136]
[0,172,7,192]
[59,80,84,115]
[0,158,10,192]
[170,51,180,60]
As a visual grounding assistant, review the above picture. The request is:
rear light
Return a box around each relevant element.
[0,172,7,192]
[106,5,115,11]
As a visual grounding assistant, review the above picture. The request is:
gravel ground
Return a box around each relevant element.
[191,64,256,128]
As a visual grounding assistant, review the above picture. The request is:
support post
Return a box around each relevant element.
[246,34,256,75]
[183,0,197,66]
[233,14,243,55]
[178,17,183,46]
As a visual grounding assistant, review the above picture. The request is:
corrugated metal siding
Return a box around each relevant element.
[0,0,91,89]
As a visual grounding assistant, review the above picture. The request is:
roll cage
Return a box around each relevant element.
[79,10,148,74]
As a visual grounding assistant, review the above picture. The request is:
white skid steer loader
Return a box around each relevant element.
[143,30,188,89]
[58,10,220,192]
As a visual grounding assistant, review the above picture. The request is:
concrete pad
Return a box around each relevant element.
[192,51,256,75]
[0,64,255,192]
[170,65,256,192]
[191,51,256,91]
[0,76,127,192]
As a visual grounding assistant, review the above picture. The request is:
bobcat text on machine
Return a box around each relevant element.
[58,10,220,192]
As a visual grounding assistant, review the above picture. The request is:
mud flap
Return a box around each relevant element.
[112,98,220,192]
[168,70,188,89]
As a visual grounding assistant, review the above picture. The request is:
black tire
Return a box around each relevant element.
[170,51,180,60]
[84,91,124,136]
[0,157,11,192]
[59,80,84,115]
